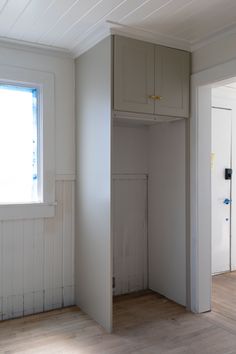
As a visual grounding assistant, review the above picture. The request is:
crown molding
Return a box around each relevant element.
[73,20,236,58]
[0,36,73,59]
[108,21,190,51]
[73,21,191,58]
[1,20,236,60]
[190,23,236,52]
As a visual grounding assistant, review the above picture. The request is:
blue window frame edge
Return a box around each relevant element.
[0,65,55,220]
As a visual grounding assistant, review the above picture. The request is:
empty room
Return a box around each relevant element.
[1,1,236,353]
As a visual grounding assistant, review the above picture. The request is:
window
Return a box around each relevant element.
[0,84,41,203]
[0,65,55,220]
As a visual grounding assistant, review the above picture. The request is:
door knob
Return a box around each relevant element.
[223,198,231,205]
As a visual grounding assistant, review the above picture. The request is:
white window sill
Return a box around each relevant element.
[0,202,56,220]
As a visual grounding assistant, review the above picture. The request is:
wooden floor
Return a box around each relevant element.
[1,273,236,353]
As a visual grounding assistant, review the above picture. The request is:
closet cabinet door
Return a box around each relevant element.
[114,36,155,114]
[155,46,190,118]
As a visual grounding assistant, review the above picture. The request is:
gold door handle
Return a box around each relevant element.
[149,95,163,100]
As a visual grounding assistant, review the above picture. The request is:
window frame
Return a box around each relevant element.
[0,65,55,220]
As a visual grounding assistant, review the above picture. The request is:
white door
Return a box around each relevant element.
[212,107,232,274]
[113,175,148,295]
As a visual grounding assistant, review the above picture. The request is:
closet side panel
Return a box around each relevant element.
[75,37,112,332]
[148,121,186,306]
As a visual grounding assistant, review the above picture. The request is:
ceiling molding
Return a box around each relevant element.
[190,23,236,52]
[0,36,73,59]
[73,21,191,58]
[108,21,190,51]
[1,18,236,59]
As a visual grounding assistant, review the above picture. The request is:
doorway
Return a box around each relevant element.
[190,62,236,313]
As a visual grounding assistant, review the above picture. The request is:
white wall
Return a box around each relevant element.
[0,44,75,319]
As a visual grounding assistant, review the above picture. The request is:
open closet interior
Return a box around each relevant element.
[112,121,186,303]
[75,35,190,332]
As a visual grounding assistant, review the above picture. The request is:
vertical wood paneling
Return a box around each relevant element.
[52,181,63,309]
[0,180,74,320]
[62,180,75,306]
[23,219,35,315]
[44,213,55,311]
[11,220,24,319]
[33,219,44,314]
[2,221,22,319]
[44,180,68,311]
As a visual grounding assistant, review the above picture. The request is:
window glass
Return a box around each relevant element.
[0,84,40,203]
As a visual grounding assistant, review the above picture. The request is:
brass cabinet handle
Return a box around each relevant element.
[149,95,163,100]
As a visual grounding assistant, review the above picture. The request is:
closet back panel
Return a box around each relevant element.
[113,175,148,295]
[112,125,148,175]
[112,125,148,295]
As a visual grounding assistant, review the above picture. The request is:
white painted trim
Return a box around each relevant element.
[0,36,72,59]
[190,58,236,313]
[0,203,55,220]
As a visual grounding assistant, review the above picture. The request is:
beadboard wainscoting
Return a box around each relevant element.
[0,179,75,320]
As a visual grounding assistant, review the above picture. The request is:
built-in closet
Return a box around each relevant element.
[75,35,190,332]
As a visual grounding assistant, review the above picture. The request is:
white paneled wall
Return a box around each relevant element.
[0,179,74,320]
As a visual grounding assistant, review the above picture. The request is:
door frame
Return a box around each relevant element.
[190,58,236,313]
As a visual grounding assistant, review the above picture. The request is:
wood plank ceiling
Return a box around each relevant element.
[0,0,235,56]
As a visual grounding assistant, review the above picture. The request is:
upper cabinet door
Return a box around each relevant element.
[155,46,190,118]
[114,36,155,114]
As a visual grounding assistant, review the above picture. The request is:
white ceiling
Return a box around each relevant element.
[0,0,236,57]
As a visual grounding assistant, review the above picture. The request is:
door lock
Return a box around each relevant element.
[225,168,233,180]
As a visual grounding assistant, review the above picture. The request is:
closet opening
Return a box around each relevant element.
[112,117,187,324]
